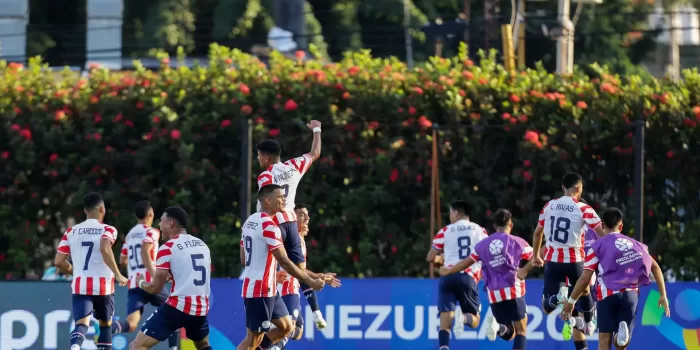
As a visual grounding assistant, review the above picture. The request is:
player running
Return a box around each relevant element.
[531,172,604,349]
[53,192,128,350]
[561,207,671,350]
[107,201,179,349]
[130,206,212,350]
[425,200,488,349]
[238,185,325,350]
[255,120,329,331]
[441,209,535,350]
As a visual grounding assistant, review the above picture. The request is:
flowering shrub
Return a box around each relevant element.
[1,44,700,279]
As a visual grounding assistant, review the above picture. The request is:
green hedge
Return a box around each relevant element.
[2,44,700,279]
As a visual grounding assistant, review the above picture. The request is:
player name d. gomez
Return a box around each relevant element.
[176,239,206,250]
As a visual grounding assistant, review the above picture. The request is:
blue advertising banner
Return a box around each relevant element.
[1,279,699,350]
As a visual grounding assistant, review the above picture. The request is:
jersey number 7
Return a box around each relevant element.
[81,242,94,271]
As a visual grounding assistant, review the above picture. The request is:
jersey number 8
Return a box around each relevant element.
[549,216,571,244]
[457,236,472,259]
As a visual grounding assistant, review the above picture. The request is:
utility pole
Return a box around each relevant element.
[556,0,574,74]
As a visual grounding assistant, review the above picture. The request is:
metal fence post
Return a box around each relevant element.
[240,118,253,220]
[633,119,645,242]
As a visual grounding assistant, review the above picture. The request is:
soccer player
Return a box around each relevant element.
[109,201,179,349]
[53,192,128,350]
[238,185,325,350]
[130,206,212,350]
[561,207,671,350]
[425,200,488,349]
[441,209,534,350]
[531,172,604,349]
[255,120,329,330]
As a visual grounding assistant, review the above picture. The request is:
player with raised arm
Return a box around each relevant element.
[561,208,671,350]
[108,201,179,349]
[441,209,534,350]
[130,207,212,350]
[425,201,488,350]
[54,192,128,350]
[255,120,330,331]
[238,185,325,350]
[531,172,604,349]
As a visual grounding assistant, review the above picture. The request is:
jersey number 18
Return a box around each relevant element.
[549,216,571,244]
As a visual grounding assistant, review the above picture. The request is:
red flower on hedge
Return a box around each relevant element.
[49,153,58,163]
[125,120,134,128]
[413,87,424,95]
[577,101,588,109]
[524,130,539,143]
[418,116,432,129]
[391,245,398,254]
[462,71,474,80]
[114,113,123,122]
[416,175,423,183]
[10,124,20,131]
[510,94,521,103]
[523,171,533,182]
[348,66,360,76]
[389,168,399,183]
[239,83,251,96]
[241,105,253,115]
[269,128,281,137]
[284,99,298,111]
[170,129,182,140]
[54,110,66,121]
[255,117,265,125]
[20,129,32,141]
[502,113,511,120]
[136,102,144,109]
[523,160,531,167]
[667,150,675,159]
[368,121,380,130]
[1,151,9,160]
[221,120,232,128]
[39,219,47,227]
[408,106,417,115]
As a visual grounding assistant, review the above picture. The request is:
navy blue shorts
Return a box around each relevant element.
[72,294,115,322]
[283,294,302,322]
[437,273,481,315]
[278,222,306,264]
[597,291,638,334]
[141,304,209,342]
[244,295,289,332]
[543,262,584,296]
[127,287,169,315]
[491,297,527,325]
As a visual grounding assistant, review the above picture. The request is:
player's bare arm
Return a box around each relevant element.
[272,246,325,291]
[306,120,322,161]
[651,258,671,317]
[516,260,536,280]
[531,225,545,266]
[141,241,156,276]
[560,269,595,319]
[100,238,128,286]
[593,223,605,237]
[119,253,128,266]
[136,269,168,295]
[53,251,73,275]
[240,246,246,265]
[439,256,475,276]
[425,247,441,263]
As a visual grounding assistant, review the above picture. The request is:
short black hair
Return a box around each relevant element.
[493,209,512,228]
[295,203,307,210]
[83,192,104,211]
[602,207,624,230]
[450,200,471,217]
[164,206,188,228]
[258,184,283,200]
[257,139,282,157]
[562,172,583,190]
[134,200,152,219]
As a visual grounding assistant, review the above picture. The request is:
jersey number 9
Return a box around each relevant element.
[244,236,253,266]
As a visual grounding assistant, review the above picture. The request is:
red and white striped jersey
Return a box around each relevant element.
[538,196,601,263]
[256,154,314,224]
[156,234,211,316]
[240,213,284,298]
[470,245,534,304]
[278,236,307,296]
[120,225,160,289]
[56,219,118,295]
[432,220,488,282]
[583,248,638,300]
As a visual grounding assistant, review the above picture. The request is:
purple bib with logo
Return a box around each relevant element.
[591,233,652,290]
[584,227,599,250]
[474,232,529,291]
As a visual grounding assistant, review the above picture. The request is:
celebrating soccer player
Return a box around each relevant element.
[238,185,326,350]
[561,207,671,350]
[441,209,534,350]
[531,172,604,348]
[255,120,331,331]
[108,201,179,349]
[53,192,128,350]
[425,201,488,349]
[130,207,213,350]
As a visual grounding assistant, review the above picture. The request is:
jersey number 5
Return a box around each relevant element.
[190,254,207,286]
[549,216,571,244]
[457,236,472,259]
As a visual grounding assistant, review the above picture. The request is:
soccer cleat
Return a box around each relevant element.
[556,285,569,310]
[71,345,81,350]
[485,314,499,341]
[616,321,629,346]
[453,308,464,337]
[586,319,597,336]
[562,319,574,341]
[313,310,327,330]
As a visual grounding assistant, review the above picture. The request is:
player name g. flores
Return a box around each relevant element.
[301,304,597,341]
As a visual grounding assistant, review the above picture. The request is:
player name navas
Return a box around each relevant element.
[274,169,296,182]
[73,228,103,235]
[176,239,206,250]
[549,203,576,212]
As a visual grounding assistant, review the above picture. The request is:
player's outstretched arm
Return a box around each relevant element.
[307,120,322,161]
[100,238,127,286]
[651,258,671,317]
[425,247,441,263]
[531,225,545,266]
[137,269,168,295]
[54,252,73,275]
[561,269,594,319]
[141,241,156,276]
[272,247,324,291]
[439,257,475,276]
